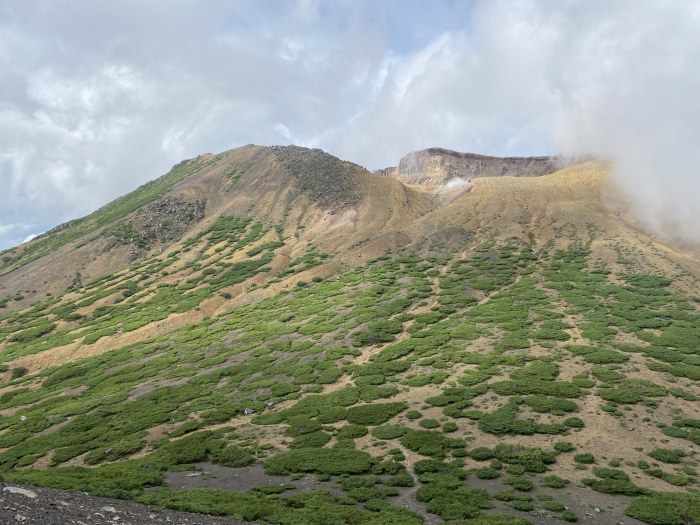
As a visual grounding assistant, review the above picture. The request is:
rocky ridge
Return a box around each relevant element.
[376,147,560,185]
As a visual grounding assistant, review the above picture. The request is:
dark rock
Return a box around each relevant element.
[104,195,207,261]
[0,482,248,524]
[271,145,365,210]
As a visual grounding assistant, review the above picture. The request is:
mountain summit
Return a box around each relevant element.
[376,147,560,186]
[0,145,698,525]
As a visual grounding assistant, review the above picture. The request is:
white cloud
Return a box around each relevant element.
[0,0,699,248]
[0,222,36,248]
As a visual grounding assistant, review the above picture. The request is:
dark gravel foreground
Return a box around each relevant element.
[0,483,252,525]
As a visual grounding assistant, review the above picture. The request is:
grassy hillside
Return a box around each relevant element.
[0,154,217,278]
[0,148,699,524]
[0,145,435,310]
[0,206,698,524]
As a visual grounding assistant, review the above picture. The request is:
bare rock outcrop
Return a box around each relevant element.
[376,147,560,185]
[271,145,366,210]
[105,195,206,260]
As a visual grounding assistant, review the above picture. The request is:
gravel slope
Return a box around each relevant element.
[1,483,251,525]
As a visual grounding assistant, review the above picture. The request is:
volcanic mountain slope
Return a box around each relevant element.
[0,146,699,525]
[0,146,433,310]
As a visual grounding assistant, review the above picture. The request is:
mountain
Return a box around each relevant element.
[0,146,433,311]
[0,145,698,525]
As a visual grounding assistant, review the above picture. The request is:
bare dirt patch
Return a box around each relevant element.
[164,463,326,496]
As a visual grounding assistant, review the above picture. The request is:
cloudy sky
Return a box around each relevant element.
[1,0,700,249]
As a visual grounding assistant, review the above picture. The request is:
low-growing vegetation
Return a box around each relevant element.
[0,236,698,525]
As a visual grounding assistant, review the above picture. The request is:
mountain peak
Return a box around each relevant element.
[376,147,560,186]
[270,145,367,210]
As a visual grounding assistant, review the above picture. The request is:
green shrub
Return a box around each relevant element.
[582,477,650,496]
[415,483,491,521]
[644,468,691,486]
[212,446,254,467]
[505,464,525,475]
[387,472,414,487]
[265,448,373,476]
[510,361,560,381]
[136,487,274,522]
[442,422,458,433]
[625,492,700,524]
[668,387,698,401]
[478,404,532,436]
[474,467,501,479]
[542,475,569,488]
[468,447,495,461]
[585,350,628,364]
[11,367,28,379]
[290,431,331,448]
[493,491,516,502]
[542,500,566,512]
[9,322,55,343]
[413,458,467,480]
[648,448,685,464]
[591,366,623,383]
[419,419,440,429]
[564,417,585,428]
[572,374,596,388]
[400,430,463,458]
[353,319,403,346]
[336,424,368,440]
[155,432,217,465]
[592,467,629,480]
[346,402,407,426]
[599,379,667,405]
[371,425,407,440]
[3,460,162,499]
[317,406,347,424]
[661,426,688,439]
[554,441,575,453]
[574,453,595,464]
[512,499,534,511]
[492,443,556,473]
[521,395,578,414]
[503,476,533,491]
[285,416,322,436]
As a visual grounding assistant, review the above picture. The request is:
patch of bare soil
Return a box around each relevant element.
[164,464,436,523]
[164,463,329,496]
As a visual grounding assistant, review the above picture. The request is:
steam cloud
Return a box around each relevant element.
[444,178,470,189]
[1,0,699,247]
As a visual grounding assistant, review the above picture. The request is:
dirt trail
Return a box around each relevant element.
[388,474,441,525]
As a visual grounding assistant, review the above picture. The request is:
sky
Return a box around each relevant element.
[1,0,700,249]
